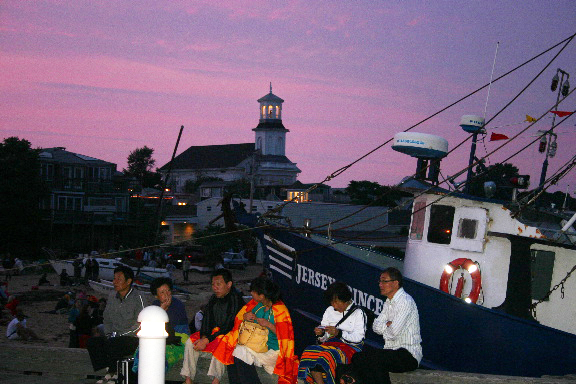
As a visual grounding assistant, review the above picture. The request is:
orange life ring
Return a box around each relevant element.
[439,258,481,303]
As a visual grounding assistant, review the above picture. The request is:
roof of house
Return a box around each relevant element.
[39,147,115,166]
[159,143,256,171]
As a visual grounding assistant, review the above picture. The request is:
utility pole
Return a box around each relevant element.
[248,150,259,213]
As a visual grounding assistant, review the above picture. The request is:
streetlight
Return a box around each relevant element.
[538,68,570,191]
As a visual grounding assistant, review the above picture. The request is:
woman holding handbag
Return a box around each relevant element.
[297,282,367,384]
[212,276,298,384]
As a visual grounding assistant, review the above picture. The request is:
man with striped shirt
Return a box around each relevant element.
[343,267,422,384]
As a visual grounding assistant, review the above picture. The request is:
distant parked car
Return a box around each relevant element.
[222,251,248,269]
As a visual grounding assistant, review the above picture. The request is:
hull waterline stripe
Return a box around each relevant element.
[266,246,293,262]
[269,264,292,279]
[269,255,293,270]
[264,235,296,252]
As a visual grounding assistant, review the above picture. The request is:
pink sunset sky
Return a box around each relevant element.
[1,1,575,193]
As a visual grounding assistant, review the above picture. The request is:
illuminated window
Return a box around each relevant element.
[287,191,308,203]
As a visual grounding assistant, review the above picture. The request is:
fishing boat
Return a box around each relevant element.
[241,39,576,378]
[49,256,171,281]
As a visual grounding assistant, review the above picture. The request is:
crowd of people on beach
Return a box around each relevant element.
[0,250,422,384]
[70,264,422,384]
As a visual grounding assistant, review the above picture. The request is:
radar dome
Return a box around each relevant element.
[392,132,448,159]
[460,115,485,133]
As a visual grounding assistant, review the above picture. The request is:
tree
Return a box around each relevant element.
[124,146,161,188]
[345,180,410,206]
[467,163,521,199]
[0,137,48,256]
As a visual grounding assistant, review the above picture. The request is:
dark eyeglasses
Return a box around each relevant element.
[379,279,396,283]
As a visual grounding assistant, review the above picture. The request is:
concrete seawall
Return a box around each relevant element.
[0,343,574,384]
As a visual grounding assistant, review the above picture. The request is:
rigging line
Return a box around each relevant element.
[261,33,576,222]
[484,41,500,121]
[440,85,575,190]
[518,151,576,207]
[314,57,573,232]
[270,143,576,255]
[518,156,576,212]
[281,109,575,243]
[324,32,576,182]
[314,100,568,235]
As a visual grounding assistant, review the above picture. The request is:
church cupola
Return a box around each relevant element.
[253,84,289,156]
[258,83,284,121]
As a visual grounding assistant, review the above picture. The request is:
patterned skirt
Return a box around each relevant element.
[297,338,363,384]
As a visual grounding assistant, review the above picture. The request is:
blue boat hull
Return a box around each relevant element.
[263,229,576,377]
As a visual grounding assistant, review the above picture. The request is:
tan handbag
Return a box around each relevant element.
[237,306,270,353]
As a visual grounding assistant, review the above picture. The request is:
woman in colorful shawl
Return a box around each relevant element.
[211,276,299,384]
[297,282,367,384]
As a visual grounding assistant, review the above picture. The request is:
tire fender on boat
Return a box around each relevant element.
[439,258,481,303]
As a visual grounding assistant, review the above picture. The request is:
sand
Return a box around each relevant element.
[0,265,264,348]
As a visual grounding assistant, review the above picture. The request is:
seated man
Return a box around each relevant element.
[341,267,422,384]
[87,266,146,384]
[6,309,41,340]
[181,268,245,384]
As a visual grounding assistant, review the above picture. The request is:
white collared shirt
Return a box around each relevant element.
[319,302,366,344]
[373,288,422,363]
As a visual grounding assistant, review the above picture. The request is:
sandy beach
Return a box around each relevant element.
[0,265,264,348]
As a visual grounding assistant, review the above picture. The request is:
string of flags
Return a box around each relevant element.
[488,112,573,141]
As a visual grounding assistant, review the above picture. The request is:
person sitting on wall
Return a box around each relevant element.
[180,269,245,384]
[298,281,367,384]
[86,266,146,384]
[214,276,299,384]
[340,267,422,384]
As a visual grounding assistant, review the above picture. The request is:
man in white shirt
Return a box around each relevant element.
[342,267,422,384]
[6,309,40,340]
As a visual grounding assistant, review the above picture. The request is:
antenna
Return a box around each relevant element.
[483,42,500,120]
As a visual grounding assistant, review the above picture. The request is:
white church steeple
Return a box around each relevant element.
[254,84,288,156]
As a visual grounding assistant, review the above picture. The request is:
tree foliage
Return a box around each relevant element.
[467,163,521,199]
[345,180,410,206]
[0,137,48,256]
[124,146,161,188]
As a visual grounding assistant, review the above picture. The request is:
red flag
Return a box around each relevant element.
[490,132,509,141]
[550,110,573,118]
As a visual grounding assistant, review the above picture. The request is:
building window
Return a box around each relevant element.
[287,191,308,203]
[98,167,111,180]
[201,188,211,198]
[40,163,54,180]
[427,205,455,245]
[57,196,83,211]
[63,167,72,189]
[207,206,212,212]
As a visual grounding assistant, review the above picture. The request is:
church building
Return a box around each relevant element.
[159,86,301,196]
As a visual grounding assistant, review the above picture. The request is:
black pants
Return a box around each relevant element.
[87,336,139,373]
[227,357,262,384]
[350,347,418,384]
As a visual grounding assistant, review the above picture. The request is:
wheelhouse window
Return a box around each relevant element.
[410,201,426,240]
[531,250,555,301]
[427,205,455,244]
[458,218,478,239]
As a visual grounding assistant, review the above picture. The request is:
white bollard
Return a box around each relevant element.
[137,306,169,384]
